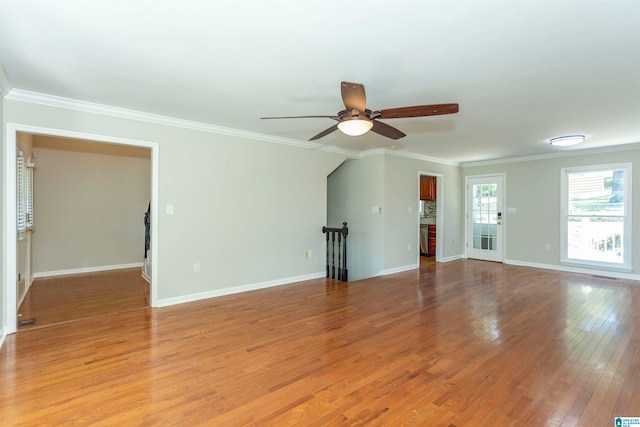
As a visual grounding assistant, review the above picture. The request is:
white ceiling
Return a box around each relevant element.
[1,0,639,164]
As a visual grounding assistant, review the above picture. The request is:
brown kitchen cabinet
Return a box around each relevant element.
[420,176,436,201]
[428,224,436,256]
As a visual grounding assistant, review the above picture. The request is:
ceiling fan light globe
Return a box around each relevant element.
[338,118,373,136]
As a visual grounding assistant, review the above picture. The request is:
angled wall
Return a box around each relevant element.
[328,152,465,281]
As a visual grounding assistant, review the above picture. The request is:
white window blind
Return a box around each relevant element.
[16,154,26,233]
[26,163,34,228]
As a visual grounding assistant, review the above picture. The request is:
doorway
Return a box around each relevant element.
[4,123,159,334]
[417,171,444,265]
[465,174,505,262]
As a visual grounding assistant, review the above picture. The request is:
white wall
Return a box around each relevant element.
[327,153,465,280]
[383,154,464,270]
[0,92,4,339]
[31,137,151,274]
[327,156,386,280]
[4,98,348,304]
[463,147,640,276]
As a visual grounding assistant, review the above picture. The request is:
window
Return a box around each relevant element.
[26,164,34,228]
[471,183,498,250]
[561,164,631,270]
[16,153,35,236]
[17,154,25,234]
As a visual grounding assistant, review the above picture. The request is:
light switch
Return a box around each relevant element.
[166,204,174,215]
[371,206,381,214]
[507,207,517,213]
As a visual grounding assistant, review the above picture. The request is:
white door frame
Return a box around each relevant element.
[465,173,506,262]
[417,171,444,264]
[3,123,160,334]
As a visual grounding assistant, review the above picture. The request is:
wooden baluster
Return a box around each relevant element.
[322,223,348,282]
[323,227,330,278]
[341,222,348,282]
[331,232,336,279]
[337,233,342,282]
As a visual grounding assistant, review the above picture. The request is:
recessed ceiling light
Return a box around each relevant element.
[549,134,585,147]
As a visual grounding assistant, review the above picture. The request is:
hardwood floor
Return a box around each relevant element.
[17,268,149,329]
[2,260,639,425]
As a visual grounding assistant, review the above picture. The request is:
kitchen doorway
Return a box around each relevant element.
[418,171,444,265]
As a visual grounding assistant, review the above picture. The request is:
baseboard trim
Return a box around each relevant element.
[504,259,640,282]
[382,264,418,276]
[156,272,326,308]
[439,254,464,263]
[33,263,144,279]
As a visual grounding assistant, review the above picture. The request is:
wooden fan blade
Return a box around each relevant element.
[371,120,406,140]
[309,124,339,141]
[261,115,337,120]
[374,103,459,119]
[341,81,367,112]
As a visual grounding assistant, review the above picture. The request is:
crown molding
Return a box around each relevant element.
[461,141,640,168]
[359,147,460,167]
[385,148,460,167]
[0,63,12,97]
[4,89,469,166]
[5,89,362,158]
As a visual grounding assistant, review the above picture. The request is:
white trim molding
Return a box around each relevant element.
[5,89,469,167]
[462,142,640,168]
[439,254,464,263]
[33,263,145,279]
[505,259,640,282]
[6,89,360,158]
[156,272,326,308]
[381,264,418,276]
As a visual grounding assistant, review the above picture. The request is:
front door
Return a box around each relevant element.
[466,175,504,262]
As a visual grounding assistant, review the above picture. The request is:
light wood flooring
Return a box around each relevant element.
[17,268,149,329]
[2,259,639,425]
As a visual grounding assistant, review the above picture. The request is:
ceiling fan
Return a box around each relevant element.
[261,81,459,141]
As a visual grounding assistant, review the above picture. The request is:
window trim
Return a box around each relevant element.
[560,163,632,272]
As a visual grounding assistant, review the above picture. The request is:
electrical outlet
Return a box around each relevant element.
[545,244,551,251]
[193,263,201,273]
[304,250,312,258]
[408,244,411,251]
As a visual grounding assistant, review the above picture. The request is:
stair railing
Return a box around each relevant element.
[322,222,348,282]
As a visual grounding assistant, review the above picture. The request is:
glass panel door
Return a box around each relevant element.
[467,176,504,262]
